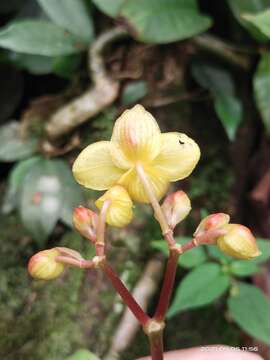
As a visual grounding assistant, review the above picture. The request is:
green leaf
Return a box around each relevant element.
[120,0,212,44]
[243,9,270,39]
[214,95,242,141]
[0,20,85,56]
[92,0,125,17]
[167,263,230,317]
[192,63,242,141]
[251,238,270,264]
[227,0,270,42]
[206,245,232,263]
[228,282,270,345]
[0,122,38,162]
[1,157,41,214]
[66,349,101,360]
[9,53,54,75]
[151,237,207,269]
[229,260,260,277]
[121,81,148,106]
[37,0,94,43]
[53,54,81,79]
[254,52,270,135]
[18,158,84,244]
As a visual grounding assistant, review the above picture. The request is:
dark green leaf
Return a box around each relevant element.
[0,20,85,56]
[66,349,101,360]
[121,81,148,105]
[254,52,270,135]
[214,95,242,141]
[192,63,242,141]
[120,0,212,44]
[37,0,94,43]
[53,54,81,79]
[228,282,270,345]
[9,53,54,75]
[92,0,125,17]
[0,122,38,162]
[227,0,270,42]
[167,263,230,317]
[229,260,260,277]
[151,237,207,269]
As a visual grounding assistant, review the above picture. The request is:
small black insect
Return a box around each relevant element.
[179,139,185,145]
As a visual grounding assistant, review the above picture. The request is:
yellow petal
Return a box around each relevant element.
[72,141,124,190]
[119,166,169,203]
[95,185,133,227]
[110,104,161,169]
[153,132,200,181]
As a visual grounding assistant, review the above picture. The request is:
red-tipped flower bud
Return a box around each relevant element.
[73,206,98,241]
[161,191,191,229]
[28,248,64,280]
[217,224,261,260]
[194,213,230,237]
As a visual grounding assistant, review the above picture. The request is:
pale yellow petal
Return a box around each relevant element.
[95,185,133,227]
[72,141,124,190]
[110,104,161,169]
[153,132,200,181]
[118,166,169,203]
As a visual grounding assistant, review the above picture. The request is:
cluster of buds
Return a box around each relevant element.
[194,213,261,259]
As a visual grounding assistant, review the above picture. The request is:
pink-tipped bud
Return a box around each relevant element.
[161,191,191,229]
[73,206,98,241]
[194,213,230,238]
[28,248,64,280]
[217,224,261,260]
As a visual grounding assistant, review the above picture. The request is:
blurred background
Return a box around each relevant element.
[1,0,270,359]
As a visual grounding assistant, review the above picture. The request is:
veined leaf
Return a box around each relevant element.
[92,0,125,17]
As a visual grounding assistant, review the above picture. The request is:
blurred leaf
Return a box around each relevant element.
[54,161,85,226]
[121,81,148,105]
[192,63,242,141]
[214,95,242,141]
[17,158,84,244]
[66,349,101,360]
[0,20,85,56]
[251,238,270,264]
[206,245,233,263]
[228,282,270,345]
[151,237,207,269]
[254,52,270,135]
[8,52,54,75]
[243,9,270,39]
[1,157,41,214]
[0,122,38,162]
[37,0,94,43]
[53,54,81,78]
[229,260,260,277]
[120,0,212,44]
[92,0,125,17]
[227,0,270,42]
[168,263,230,317]
[0,65,23,122]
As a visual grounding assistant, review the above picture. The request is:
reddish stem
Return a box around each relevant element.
[101,260,150,326]
[154,249,179,322]
[149,332,164,360]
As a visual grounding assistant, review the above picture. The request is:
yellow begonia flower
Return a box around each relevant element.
[73,104,200,203]
[95,185,133,227]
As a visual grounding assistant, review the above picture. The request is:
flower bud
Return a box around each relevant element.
[95,185,133,227]
[73,206,98,241]
[161,191,191,229]
[194,213,230,237]
[28,248,64,280]
[217,224,261,260]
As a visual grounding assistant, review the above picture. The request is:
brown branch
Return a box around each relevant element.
[46,27,128,140]
[105,258,164,360]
